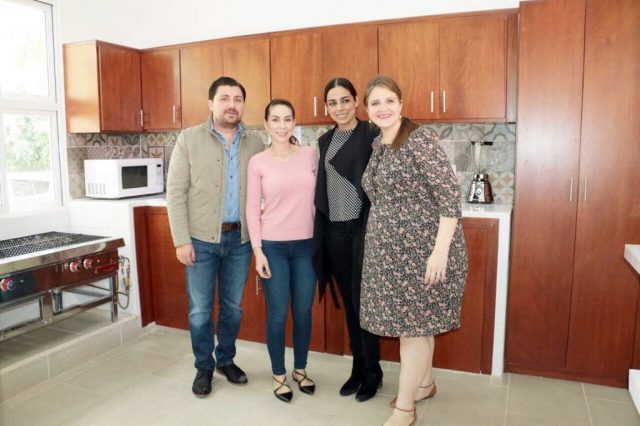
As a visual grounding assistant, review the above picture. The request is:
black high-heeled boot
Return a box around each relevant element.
[355,364,383,402]
[339,357,364,396]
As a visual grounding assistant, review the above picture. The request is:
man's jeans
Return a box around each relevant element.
[186,231,251,370]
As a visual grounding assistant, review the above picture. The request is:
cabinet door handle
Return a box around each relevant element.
[430,91,434,113]
[139,110,144,127]
[255,275,260,295]
[172,105,176,123]
[313,96,318,117]
[569,178,574,202]
[442,91,446,113]
[583,177,588,202]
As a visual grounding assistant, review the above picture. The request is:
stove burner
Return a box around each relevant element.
[0,232,106,259]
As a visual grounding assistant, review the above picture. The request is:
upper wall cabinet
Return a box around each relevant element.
[141,49,181,131]
[222,38,271,126]
[271,25,378,125]
[379,13,510,122]
[64,41,142,133]
[271,32,321,125]
[179,43,223,128]
[179,38,269,127]
[319,26,378,123]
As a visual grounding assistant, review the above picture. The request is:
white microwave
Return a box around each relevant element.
[84,158,164,199]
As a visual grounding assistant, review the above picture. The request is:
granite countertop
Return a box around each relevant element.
[625,245,640,274]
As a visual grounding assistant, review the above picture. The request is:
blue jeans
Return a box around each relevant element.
[261,239,316,375]
[186,231,251,370]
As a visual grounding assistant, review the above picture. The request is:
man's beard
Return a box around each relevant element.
[216,109,241,128]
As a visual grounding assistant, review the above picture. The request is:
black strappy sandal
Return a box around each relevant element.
[292,369,316,395]
[273,376,293,402]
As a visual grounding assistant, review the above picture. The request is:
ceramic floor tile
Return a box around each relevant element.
[584,382,634,403]
[48,325,121,377]
[125,329,192,357]
[418,378,507,425]
[0,335,45,361]
[0,357,49,403]
[589,398,640,426]
[61,346,177,396]
[328,393,396,426]
[48,309,113,334]
[0,382,102,426]
[505,412,589,425]
[507,373,590,424]
[63,374,203,426]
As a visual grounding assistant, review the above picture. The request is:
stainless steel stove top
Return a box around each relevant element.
[0,232,106,259]
[0,232,124,276]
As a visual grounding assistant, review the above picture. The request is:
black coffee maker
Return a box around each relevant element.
[468,140,494,204]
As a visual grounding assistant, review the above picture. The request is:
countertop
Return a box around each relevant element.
[625,245,640,275]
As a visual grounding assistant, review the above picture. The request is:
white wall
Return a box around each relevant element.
[60,0,520,48]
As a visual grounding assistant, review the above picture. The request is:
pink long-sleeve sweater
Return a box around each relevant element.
[246,146,318,248]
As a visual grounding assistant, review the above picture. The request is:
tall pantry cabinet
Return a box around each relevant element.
[506,0,640,386]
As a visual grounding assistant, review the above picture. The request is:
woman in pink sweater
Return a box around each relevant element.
[246,99,318,403]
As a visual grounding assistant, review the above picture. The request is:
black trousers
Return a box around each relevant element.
[326,217,381,372]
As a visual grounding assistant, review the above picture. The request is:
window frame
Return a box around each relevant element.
[0,0,63,216]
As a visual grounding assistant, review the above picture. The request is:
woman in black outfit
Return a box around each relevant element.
[313,77,382,402]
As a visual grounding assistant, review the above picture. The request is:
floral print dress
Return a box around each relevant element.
[360,126,468,337]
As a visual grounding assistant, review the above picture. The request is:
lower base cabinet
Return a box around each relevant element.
[135,207,498,373]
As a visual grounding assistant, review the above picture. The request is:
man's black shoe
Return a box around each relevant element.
[192,368,213,397]
[215,362,248,385]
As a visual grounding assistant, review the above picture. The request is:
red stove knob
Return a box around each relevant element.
[82,258,93,269]
[0,278,15,291]
[68,260,81,273]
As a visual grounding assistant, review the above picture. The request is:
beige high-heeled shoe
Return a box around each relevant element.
[382,405,417,426]
[389,381,436,408]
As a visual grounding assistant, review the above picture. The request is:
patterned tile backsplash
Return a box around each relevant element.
[66,123,516,204]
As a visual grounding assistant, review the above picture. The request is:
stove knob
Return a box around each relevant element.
[68,260,81,273]
[82,258,93,269]
[0,278,15,291]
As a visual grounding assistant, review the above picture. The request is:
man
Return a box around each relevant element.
[167,76,263,397]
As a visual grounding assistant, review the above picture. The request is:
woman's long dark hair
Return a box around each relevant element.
[323,77,357,102]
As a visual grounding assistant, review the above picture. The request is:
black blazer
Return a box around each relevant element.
[312,120,379,307]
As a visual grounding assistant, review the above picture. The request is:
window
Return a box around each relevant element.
[0,0,61,214]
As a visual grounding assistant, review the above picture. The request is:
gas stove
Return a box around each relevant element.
[0,232,125,341]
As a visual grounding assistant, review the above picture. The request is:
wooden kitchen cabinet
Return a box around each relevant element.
[222,38,271,126]
[133,207,265,342]
[506,0,640,387]
[179,42,224,128]
[134,206,326,350]
[328,218,499,374]
[379,13,510,122]
[271,25,378,125]
[378,21,440,121]
[141,49,182,131]
[64,41,142,133]
[271,32,322,125]
[179,38,269,128]
[319,25,379,123]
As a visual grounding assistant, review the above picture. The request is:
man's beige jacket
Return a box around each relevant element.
[166,119,264,247]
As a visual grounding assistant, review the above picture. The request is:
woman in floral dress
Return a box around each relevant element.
[360,75,468,426]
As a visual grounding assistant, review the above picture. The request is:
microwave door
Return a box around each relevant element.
[121,165,149,190]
